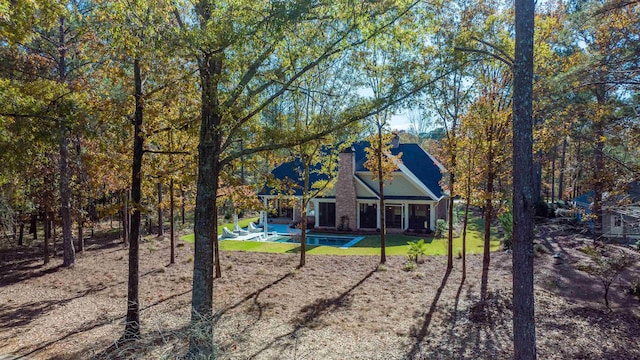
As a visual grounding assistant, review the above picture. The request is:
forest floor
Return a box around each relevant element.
[1,221,639,359]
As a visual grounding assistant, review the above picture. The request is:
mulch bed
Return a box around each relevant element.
[0,224,639,359]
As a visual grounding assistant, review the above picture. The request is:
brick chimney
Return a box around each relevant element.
[335,147,357,230]
[391,132,400,148]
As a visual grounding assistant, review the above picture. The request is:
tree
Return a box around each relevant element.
[364,131,401,265]
[512,0,536,357]
[578,246,631,311]
[284,64,352,268]
[173,2,431,354]
[95,0,188,341]
[0,2,100,267]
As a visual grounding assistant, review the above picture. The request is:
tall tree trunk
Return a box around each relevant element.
[181,186,186,226]
[462,196,470,281]
[44,211,50,264]
[532,153,542,205]
[558,136,567,201]
[482,168,494,301]
[12,216,17,243]
[51,213,57,256]
[592,86,606,238]
[123,58,144,341]
[58,17,74,268]
[60,124,74,266]
[78,222,84,253]
[170,178,175,265]
[299,160,310,268]
[551,155,556,203]
[462,146,473,281]
[190,51,223,356]
[18,220,24,247]
[30,213,37,240]
[447,158,455,271]
[573,138,582,199]
[512,0,537,357]
[122,190,129,246]
[377,127,386,264]
[169,131,175,264]
[158,182,164,237]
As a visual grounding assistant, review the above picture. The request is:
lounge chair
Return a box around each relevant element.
[234,224,250,235]
[248,222,262,233]
[221,227,238,239]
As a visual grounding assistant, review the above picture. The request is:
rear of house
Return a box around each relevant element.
[259,139,448,233]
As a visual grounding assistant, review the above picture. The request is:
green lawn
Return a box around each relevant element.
[181,213,500,257]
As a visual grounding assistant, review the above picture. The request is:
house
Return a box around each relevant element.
[259,138,448,232]
[602,182,640,241]
[572,183,640,241]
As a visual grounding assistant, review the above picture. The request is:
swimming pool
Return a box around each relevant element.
[275,234,364,248]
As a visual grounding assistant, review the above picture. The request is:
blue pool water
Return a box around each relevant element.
[275,234,364,248]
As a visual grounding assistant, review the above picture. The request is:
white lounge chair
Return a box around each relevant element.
[221,227,238,239]
[248,222,262,233]
[234,224,250,235]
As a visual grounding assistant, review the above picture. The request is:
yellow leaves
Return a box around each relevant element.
[363,132,401,182]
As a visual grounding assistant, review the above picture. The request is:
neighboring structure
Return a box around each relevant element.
[602,182,640,241]
[572,182,640,241]
[259,139,448,232]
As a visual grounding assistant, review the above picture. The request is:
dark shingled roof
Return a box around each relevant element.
[351,142,445,199]
[261,158,329,196]
[260,141,446,199]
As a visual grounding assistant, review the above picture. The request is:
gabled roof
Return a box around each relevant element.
[259,141,446,199]
[352,141,445,199]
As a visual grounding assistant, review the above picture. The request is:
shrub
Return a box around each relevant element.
[402,261,416,272]
[376,264,387,272]
[627,280,640,301]
[533,243,548,257]
[498,209,513,250]
[407,239,427,263]
[434,219,447,238]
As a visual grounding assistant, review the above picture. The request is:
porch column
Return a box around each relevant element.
[314,200,319,228]
[404,203,410,230]
[376,203,381,229]
[430,202,436,230]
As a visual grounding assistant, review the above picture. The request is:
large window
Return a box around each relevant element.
[385,204,403,229]
[318,202,336,227]
[359,203,377,229]
[409,204,430,230]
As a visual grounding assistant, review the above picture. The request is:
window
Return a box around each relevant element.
[409,204,430,230]
[613,215,623,228]
[318,202,336,227]
[385,204,403,229]
[359,203,377,228]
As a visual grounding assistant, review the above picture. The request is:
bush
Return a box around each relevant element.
[376,264,387,272]
[402,261,416,272]
[498,209,513,250]
[434,219,447,238]
[407,239,427,263]
[627,280,640,301]
[533,243,548,257]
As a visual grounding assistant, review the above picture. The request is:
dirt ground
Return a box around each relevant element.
[1,223,639,359]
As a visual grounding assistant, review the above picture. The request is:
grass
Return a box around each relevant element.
[181,212,500,257]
